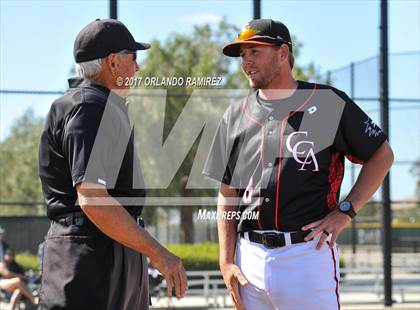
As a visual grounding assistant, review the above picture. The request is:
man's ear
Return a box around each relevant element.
[279,44,289,62]
[105,54,119,73]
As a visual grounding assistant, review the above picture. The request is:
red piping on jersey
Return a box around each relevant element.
[326,152,345,210]
[327,241,341,310]
[242,99,264,126]
[256,204,262,229]
[345,154,364,165]
[256,126,265,229]
[241,100,266,167]
[275,84,317,230]
[242,99,264,229]
[275,119,287,230]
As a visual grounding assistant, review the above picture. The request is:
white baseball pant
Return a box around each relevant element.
[236,231,340,310]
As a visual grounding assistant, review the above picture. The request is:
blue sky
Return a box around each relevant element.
[0,0,419,200]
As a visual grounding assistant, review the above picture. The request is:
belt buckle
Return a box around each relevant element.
[65,214,74,226]
[262,232,279,249]
[74,216,84,226]
[136,216,144,228]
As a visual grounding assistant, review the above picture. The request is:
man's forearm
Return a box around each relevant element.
[76,182,188,299]
[217,183,239,266]
[77,183,166,262]
[346,141,394,212]
[82,202,165,259]
[218,205,239,265]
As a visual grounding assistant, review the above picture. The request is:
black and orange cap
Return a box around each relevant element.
[222,19,293,57]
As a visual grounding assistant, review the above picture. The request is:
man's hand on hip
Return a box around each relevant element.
[220,263,248,310]
[301,210,352,250]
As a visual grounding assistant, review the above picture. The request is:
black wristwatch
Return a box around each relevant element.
[338,200,357,219]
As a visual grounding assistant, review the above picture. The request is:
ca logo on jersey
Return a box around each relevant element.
[286,131,319,172]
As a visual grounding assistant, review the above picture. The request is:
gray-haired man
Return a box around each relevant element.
[38,19,187,310]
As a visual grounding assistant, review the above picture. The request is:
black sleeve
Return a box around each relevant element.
[202,111,233,185]
[333,91,387,163]
[62,103,111,187]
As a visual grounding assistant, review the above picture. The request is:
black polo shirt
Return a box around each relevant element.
[203,81,387,232]
[39,77,145,220]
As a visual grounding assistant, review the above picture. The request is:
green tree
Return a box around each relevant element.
[411,159,419,197]
[410,159,420,211]
[132,20,323,243]
[0,109,44,215]
[290,35,323,82]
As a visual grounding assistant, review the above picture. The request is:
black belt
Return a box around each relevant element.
[54,211,145,228]
[54,211,86,226]
[240,230,311,249]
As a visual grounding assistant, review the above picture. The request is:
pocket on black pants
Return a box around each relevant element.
[39,232,113,310]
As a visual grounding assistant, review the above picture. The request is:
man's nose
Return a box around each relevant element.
[242,57,253,70]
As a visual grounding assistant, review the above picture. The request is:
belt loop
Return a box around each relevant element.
[66,214,74,226]
[284,233,292,246]
[239,232,248,241]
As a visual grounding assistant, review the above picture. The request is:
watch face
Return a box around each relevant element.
[340,201,352,212]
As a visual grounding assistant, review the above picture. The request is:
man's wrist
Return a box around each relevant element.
[344,197,364,212]
[219,260,235,268]
[146,238,168,263]
[338,200,357,219]
[336,210,353,222]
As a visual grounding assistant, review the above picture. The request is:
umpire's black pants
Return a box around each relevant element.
[38,215,149,310]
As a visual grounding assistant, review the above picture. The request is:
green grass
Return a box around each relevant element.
[166,242,220,271]
[354,222,420,228]
[15,251,40,271]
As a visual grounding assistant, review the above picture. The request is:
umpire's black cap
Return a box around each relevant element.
[74,19,150,63]
[222,19,293,57]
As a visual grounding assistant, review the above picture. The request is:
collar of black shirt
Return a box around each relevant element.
[68,77,127,108]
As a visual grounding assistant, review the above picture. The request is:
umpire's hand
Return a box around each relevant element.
[220,263,248,310]
[150,250,188,299]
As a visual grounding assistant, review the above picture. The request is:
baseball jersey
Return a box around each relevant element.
[39,77,145,220]
[203,81,387,232]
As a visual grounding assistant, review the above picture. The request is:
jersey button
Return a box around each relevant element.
[267,130,273,135]
[265,197,270,202]
[268,116,274,121]
[267,162,273,167]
